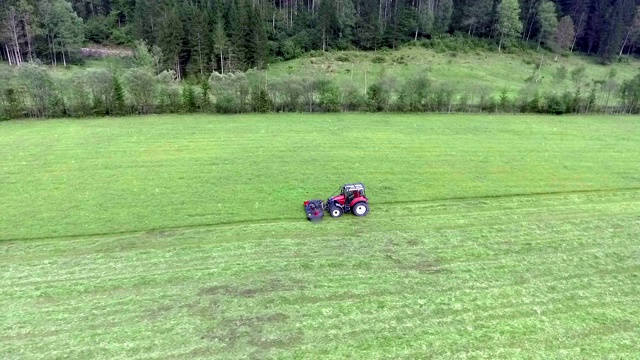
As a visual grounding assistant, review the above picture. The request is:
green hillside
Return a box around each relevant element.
[268,47,640,97]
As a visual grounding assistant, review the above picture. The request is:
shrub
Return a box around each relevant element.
[341,83,366,111]
[544,93,566,114]
[371,55,386,63]
[215,94,238,113]
[335,54,352,62]
[317,80,341,112]
[252,88,272,113]
[123,68,157,114]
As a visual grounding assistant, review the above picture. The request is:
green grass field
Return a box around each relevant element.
[1,114,639,358]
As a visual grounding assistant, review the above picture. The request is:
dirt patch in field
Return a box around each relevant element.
[383,238,443,274]
[400,258,443,273]
[201,312,300,350]
[145,303,178,322]
[198,278,305,299]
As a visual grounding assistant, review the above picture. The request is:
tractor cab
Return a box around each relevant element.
[326,183,369,218]
[342,183,366,203]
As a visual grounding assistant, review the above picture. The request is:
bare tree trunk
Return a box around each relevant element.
[619,31,630,58]
[322,29,326,51]
[537,55,544,82]
[175,56,181,80]
[52,39,57,66]
[198,32,204,76]
[62,50,66,67]
[88,0,95,17]
[6,44,13,66]
[498,36,503,52]
[7,9,23,65]
[220,49,224,74]
[571,12,585,52]
[364,69,367,95]
[524,11,535,41]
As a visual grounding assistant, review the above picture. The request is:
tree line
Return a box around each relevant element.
[2,42,640,120]
[2,0,640,77]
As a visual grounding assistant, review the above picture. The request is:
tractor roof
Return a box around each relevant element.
[343,183,365,191]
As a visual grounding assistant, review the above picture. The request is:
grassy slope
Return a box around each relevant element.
[268,48,640,97]
[1,114,639,358]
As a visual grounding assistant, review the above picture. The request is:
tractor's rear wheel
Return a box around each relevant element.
[329,206,343,218]
[353,202,369,216]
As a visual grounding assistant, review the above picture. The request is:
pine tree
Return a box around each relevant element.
[187,5,211,78]
[225,0,245,71]
[181,83,197,113]
[337,0,356,47]
[111,75,125,115]
[156,3,184,78]
[461,0,491,36]
[434,0,453,34]
[318,0,339,51]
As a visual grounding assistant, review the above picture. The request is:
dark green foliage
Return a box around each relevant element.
[84,16,111,43]
[317,80,341,112]
[371,55,386,63]
[112,76,126,116]
[92,96,107,116]
[5,0,640,80]
[252,88,272,113]
[397,75,431,111]
[2,88,23,119]
[545,93,566,114]
[215,94,238,113]
[199,81,212,111]
[499,88,512,112]
[619,73,640,113]
[181,84,197,113]
[367,83,390,112]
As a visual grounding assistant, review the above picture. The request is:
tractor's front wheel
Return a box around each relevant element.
[353,202,369,216]
[329,206,343,218]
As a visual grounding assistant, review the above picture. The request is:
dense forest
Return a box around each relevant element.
[3,0,640,119]
[2,0,640,76]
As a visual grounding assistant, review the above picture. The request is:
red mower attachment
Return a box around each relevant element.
[304,199,325,221]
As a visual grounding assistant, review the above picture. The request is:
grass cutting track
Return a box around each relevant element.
[1,114,639,359]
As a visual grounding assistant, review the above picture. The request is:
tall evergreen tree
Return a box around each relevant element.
[318,0,340,51]
[461,0,491,36]
[434,0,453,34]
[156,3,184,78]
[337,0,356,47]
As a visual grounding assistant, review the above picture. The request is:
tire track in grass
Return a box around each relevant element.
[375,186,640,206]
[2,187,639,243]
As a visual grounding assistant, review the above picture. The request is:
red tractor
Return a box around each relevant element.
[304,183,370,220]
